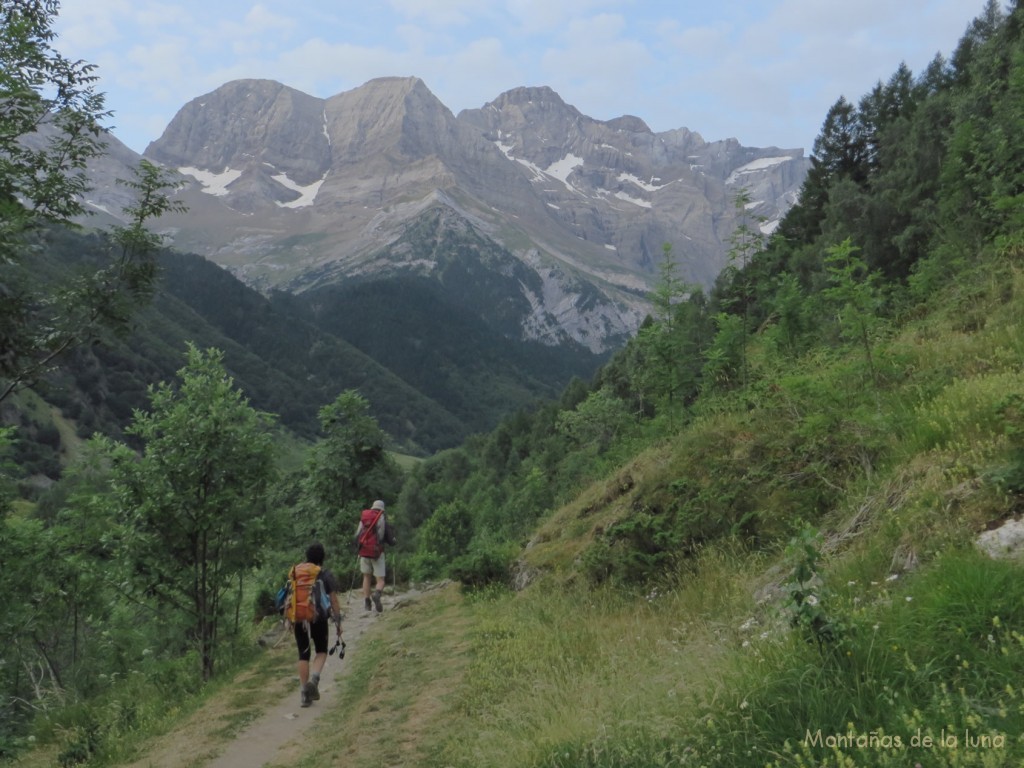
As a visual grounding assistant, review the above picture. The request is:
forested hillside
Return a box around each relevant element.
[5,1,1024,766]
[3,225,606,486]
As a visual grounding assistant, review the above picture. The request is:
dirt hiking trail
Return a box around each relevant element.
[118,585,439,768]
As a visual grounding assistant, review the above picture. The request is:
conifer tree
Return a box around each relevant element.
[635,243,691,423]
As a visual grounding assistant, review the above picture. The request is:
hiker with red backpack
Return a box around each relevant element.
[280,542,342,708]
[355,499,395,613]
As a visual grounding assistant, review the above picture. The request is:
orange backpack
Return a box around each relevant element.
[281,562,328,625]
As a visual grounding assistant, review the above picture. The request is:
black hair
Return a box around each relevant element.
[305,542,326,565]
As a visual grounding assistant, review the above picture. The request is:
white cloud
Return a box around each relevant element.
[385,0,482,26]
[504,0,626,34]
[537,13,656,120]
[241,3,296,34]
[52,0,981,154]
[54,0,130,50]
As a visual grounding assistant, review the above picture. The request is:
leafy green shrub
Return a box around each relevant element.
[252,586,279,620]
[449,542,516,589]
[416,500,474,562]
[405,550,446,582]
[580,504,685,586]
[783,527,844,650]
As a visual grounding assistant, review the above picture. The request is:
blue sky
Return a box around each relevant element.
[53,0,981,156]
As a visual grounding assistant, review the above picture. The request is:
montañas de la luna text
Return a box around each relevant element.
[803,728,1006,750]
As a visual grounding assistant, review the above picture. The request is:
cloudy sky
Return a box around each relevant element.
[53,0,981,156]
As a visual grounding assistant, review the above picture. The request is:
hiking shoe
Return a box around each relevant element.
[300,684,312,708]
[309,678,320,701]
[364,597,372,611]
[372,590,383,613]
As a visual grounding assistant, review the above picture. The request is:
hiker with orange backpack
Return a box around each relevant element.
[281,542,342,708]
[354,499,395,613]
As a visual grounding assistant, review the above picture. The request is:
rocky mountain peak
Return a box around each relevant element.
[146,79,330,186]
[323,75,462,163]
[605,114,651,133]
[485,85,577,115]
[123,77,809,353]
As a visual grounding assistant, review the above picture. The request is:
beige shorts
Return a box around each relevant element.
[359,554,386,579]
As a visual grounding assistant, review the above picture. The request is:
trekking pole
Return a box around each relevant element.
[349,562,360,604]
[272,626,289,649]
[329,623,345,658]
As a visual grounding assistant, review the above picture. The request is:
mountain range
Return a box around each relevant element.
[82,76,809,355]
[9,76,813,462]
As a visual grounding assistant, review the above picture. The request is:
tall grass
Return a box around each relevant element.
[696,549,1024,767]
[430,544,763,768]
[431,549,1024,768]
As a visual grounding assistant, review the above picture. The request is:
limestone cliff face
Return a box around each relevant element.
[146,79,331,196]
[131,77,808,353]
[458,85,808,285]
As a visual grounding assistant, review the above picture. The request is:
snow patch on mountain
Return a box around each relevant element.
[495,141,546,183]
[545,153,584,190]
[617,172,666,193]
[613,190,652,208]
[726,156,792,185]
[273,171,327,208]
[179,166,243,196]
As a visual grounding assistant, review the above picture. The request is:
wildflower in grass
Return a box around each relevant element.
[993,615,1002,628]
[905,596,913,602]
[886,574,899,582]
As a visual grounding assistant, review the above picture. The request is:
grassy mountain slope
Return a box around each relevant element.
[298,252,1024,767]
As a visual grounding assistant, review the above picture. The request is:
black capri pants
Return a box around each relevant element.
[294,618,329,661]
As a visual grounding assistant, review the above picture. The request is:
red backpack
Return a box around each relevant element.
[357,508,384,558]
